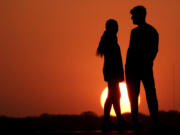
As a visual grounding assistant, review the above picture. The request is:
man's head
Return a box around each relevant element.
[130,6,146,25]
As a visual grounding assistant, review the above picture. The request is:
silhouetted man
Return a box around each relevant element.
[125,6,159,128]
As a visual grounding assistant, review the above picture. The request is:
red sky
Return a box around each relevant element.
[0,0,180,117]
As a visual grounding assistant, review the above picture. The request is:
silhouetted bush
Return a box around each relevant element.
[0,111,180,134]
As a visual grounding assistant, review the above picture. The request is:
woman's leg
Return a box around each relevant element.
[104,82,113,122]
[104,96,112,122]
[111,82,123,121]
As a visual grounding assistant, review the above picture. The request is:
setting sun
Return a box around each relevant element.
[100,82,140,116]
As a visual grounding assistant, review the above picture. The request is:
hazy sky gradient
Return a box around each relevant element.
[0,0,180,117]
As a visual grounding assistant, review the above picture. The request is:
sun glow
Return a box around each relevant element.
[100,82,140,116]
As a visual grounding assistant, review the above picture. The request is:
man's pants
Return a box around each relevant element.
[125,67,159,125]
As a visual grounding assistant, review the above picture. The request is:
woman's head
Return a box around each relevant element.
[105,19,118,34]
[97,19,118,57]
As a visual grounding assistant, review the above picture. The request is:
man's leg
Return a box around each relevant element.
[142,68,159,126]
[126,72,140,126]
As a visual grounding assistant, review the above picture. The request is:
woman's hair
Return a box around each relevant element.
[97,19,118,57]
[105,19,118,33]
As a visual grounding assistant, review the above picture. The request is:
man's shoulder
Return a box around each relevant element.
[131,24,158,35]
[131,27,139,32]
[130,27,139,35]
[146,24,158,34]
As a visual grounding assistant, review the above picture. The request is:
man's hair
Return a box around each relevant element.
[130,6,146,18]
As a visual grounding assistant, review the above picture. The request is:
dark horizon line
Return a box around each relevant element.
[0,110,179,118]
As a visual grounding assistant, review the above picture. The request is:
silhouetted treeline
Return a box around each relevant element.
[0,111,180,134]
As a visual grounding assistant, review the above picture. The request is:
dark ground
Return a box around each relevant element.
[0,111,180,134]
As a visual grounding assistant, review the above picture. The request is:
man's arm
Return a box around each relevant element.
[152,30,159,61]
[125,29,135,66]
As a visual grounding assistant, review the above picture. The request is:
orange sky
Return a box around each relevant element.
[0,0,180,117]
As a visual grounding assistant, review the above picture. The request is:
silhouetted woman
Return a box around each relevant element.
[97,19,125,128]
